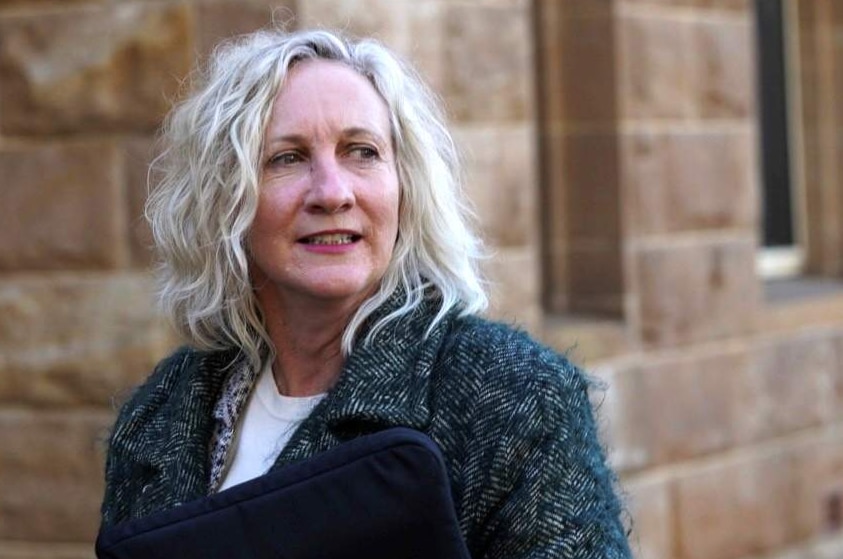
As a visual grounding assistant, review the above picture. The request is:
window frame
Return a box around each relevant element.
[755,0,808,280]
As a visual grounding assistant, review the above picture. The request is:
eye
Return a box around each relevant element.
[349,145,380,161]
[267,151,303,167]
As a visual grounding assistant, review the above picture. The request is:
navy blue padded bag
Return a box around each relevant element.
[95,428,471,559]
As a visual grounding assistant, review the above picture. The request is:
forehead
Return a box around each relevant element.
[267,59,391,136]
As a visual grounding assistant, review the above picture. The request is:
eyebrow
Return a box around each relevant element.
[264,127,390,149]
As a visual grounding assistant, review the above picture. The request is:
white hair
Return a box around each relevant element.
[147,27,487,370]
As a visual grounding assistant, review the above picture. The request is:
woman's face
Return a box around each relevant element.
[248,59,400,310]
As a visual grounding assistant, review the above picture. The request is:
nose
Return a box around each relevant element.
[305,155,355,214]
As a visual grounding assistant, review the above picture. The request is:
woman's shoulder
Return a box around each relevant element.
[438,314,593,415]
[436,315,629,557]
[117,346,196,408]
[444,314,585,384]
[113,345,236,426]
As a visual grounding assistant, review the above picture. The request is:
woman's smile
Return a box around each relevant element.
[298,230,363,254]
[299,232,360,245]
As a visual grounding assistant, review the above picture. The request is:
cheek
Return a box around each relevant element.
[252,190,293,232]
[247,210,270,251]
[247,201,286,261]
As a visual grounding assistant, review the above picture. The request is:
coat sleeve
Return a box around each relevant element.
[473,350,632,559]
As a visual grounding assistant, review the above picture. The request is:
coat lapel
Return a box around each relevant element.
[110,349,240,509]
[273,297,456,468]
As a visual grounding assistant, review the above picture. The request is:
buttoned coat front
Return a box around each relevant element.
[101,299,631,558]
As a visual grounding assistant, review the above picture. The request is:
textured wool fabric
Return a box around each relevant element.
[101,293,632,558]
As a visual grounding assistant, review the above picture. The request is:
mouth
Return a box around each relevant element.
[298,232,362,246]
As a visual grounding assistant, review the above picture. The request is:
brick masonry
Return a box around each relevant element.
[2,1,843,559]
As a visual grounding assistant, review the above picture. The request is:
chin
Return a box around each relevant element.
[299,276,380,303]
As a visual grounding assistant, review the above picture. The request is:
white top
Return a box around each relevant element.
[218,361,326,491]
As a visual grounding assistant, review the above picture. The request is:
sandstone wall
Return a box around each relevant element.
[2,0,843,558]
[0,1,537,557]
[536,2,843,559]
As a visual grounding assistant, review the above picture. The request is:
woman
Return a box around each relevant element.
[101,28,631,557]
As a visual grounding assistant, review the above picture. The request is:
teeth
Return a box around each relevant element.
[304,233,355,245]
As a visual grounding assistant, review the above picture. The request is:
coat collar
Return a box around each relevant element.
[112,290,458,502]
[325,300,450,430]
[273,292,457,467]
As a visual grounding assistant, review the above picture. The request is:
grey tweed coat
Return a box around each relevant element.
[101,296,631,558]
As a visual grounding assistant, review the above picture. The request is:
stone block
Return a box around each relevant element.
[0,142,125,271]
[0,4,191,135]
[622,0,750,9]
[0,541,93,559]
[563,132,622,242]
[537,0,615,130]
[621,0,691,7]
[0,274,176,408]
[618,13,695,120]
[599,346,750,471]
[693,18,755,119]
[591,363,648,472]
[556,0,614,18]
[811,536,843,559]
[634,239,757,347]
[619,6,753,127]
[794,432,843,539]
[567,243,626,316]
[443,4,532,122]
[483,247,541,334]
[539,130,625,317]
[623,476,673,559]
[541,129,568,238]
[298,0,444,91]
[622,129,757,237]
[404,0,445,90]
[0,0,100,6]
[540,315,633,363]
[759,285,843,334]
[742,333,836,443]
[123,137,156,268]
[555,11,618,124]
[454,125,538,248]
[832,333,843,421]
[195,0,296,60]
[0,409,111,542]
[694,0,751,11]
[535,0,564,125]
[674,450,800,559]
[543,240,570,314]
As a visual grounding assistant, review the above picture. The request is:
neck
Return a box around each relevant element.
[256,287,365,397]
